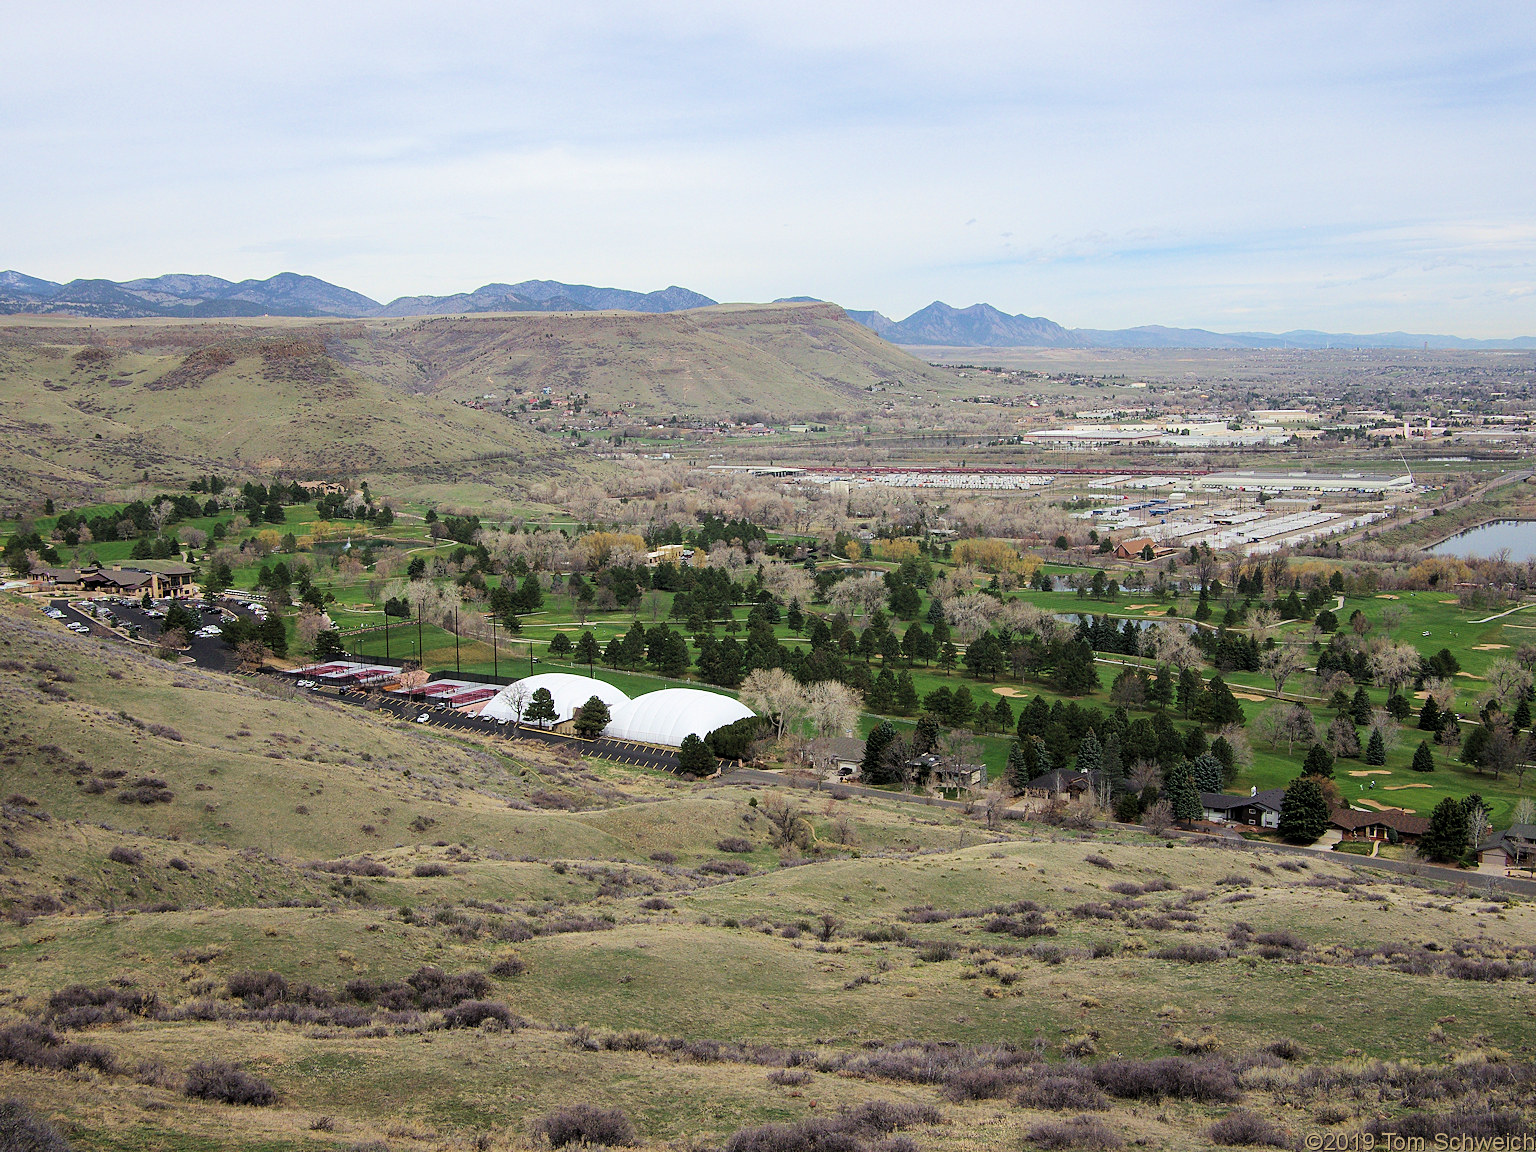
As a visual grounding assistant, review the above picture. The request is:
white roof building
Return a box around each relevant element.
[603,688,755,747]
[481,673,631,724]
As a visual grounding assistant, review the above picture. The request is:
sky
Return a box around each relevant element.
[5,2,1536,336]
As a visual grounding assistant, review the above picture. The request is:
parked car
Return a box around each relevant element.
[415,714,430,723]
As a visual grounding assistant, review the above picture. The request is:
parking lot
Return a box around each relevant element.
[48,596,242,673]
[318,684,682,771]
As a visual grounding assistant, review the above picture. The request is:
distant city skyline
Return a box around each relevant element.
[6,3,1536,337]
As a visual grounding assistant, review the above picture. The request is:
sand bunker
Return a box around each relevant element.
[1356,798,1415,813]
[1456,671,1483,679]
[1126,604,1155,610]
[1375,594,1400,600]
[1384,783,1431,790]
[1471,644,1509,651]
[992,686,1026,697]
[1347,770,1392,777]
[1440,599,1458,604]
[1232,693,1267,701]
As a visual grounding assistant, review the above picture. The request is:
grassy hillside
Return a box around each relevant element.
[345,302,952,419]
[2,596,1536,1150]
[0,319,586,501]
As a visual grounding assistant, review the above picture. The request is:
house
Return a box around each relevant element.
[1477,824,1536,874]
[1330,807,1430,845]
[815,736,866,782]
[1026,769,1108,800]
[1114,537,1158,561]
[1200,787,1285,829]
[908,752,986,791]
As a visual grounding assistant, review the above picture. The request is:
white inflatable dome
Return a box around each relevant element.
[603,688,755,747]
[481,672,630,724]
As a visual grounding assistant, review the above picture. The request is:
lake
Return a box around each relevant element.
[1429,520,1536,561]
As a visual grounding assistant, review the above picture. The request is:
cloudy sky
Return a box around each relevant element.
[6,2,1536,335]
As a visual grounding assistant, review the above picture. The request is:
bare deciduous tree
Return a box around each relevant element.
[805,680,863,739]
[739,668,808,741]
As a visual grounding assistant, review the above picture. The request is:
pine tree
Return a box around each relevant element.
[1149,664,1174,708]
[786,600,804,632]
[572,695,611,739]
[1176,667,1200,716]
[1365,727,1386,766]
[1076,729,1103,775]
[1302,743,1335,778]
[1515,696,1532,733]
[1019,694,1050,739]
[1162,763,1202,823]
[525,687,558,728]
[1411,740,1436,773]
[677,733,716,776]
[1183,725,1208,759]
[1351,687,1373,726]
[938,641,958,675]
[1006,741,1031,792]
[573,630,600,676]
[992,696,1013,731]
[894,671,919,715]
[1277,775,1331,843]
[868,669,895,713]
[1101,732,1124,782]
[862,721,898,784]
[1419,795,1471,863]
[1194,588,1211,621]
[548,632,573,657]
[1210,735,1236,780]
[1190,752,1224,794]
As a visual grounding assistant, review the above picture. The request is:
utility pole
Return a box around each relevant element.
[492,617,498,679]
[454,609,459,674]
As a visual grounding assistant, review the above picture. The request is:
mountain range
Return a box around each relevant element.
[0,271,715,320]
[3,269,1532,348]
[847,300,1536,351]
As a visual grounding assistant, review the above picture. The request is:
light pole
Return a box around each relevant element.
[454,609,459,675]
[492,616,498,679]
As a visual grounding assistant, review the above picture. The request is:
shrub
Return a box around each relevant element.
[441,1000,518,1030]
[0,1023,117,1074]
[1024,1116,1123,1150]
[184,1060,277,1106]
[1208,1111,1288,1147]
[1084,853,1114,869]
[1016,1076,1110,1111]
[700,859,752,876]
[167,857,190,871]
[228,970,287,1007]
[0,1098,71,1152]
[917,943,955,963]
[1252,931,1305,951]
[1364,1111,1531,1141]
[717,837,754,853]
[768,1068,812,1086]
[412,863,450,877]
[490,955,527,978]
[648,851,678,865]
[533,1104,638,1148]
[1091,1057,1239,1102]
[640,897,673,911]
[1153,945,1224,964]
[106,845,144,865]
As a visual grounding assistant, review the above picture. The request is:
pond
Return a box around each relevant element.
[1428,520,1536,561]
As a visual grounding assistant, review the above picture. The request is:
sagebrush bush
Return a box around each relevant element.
[1016,1075,1110,1111]
[533,1104,638,1148]
[717,837,754,853]
[1091,1057,1239,1102]
[184,1060,277,1106]
[489,955,527,978]
[1208,1110,1288,1146]
[412,863,450,877]
[0,1098,71,1152]
[1024,1115,1123,1150]
[440,1000,519,1030]
[1084,853,1114,869]
[106,845,143,865]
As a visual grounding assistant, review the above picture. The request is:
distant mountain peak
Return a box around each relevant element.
[0,272,718,320]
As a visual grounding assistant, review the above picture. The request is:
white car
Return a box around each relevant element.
[68,622,89,633]
[415,714,430,723]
